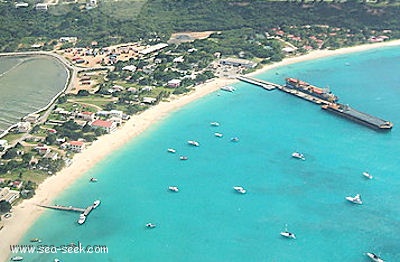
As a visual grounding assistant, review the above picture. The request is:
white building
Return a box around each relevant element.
[35,3,48,11]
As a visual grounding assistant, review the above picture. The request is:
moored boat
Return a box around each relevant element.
[292,152,305,160]
[146,223,156,228]
[366,252,384,262]
[30,238,41,243]
[77,214,86,225]
[180,156,188,160]
[187,140,200,147]
[93,200,101,208]
[214,132,223,137]
[210,122,220,126]
[221,86,235,92]
[363,172,373,179]
[230,137,239,142]
[89,177,97,182]
[285,78,338,102]
[11,257,24,261]
[167,148,176,153]
[233,186,246,194]
[168,186,179,192]
[346,194,362,205]
[280,231,296,239]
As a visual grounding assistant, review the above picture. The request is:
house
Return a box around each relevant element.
[139,43,168,56]
[44,151,59,160]
[35,3,48,10]
[109,110,123,119]
[77,111,96,121]
[0,187,20,203]
[17,122,31,133]
[90,119,117,133]
[219,58,257,68]
[173,56,184,63]
[122,65,137,72]
[24,113,40,123]
[10,180,23,190]
[15,2,29,8]
[142,97,157,104]
[167,79,181,88]
[35,146,50,155]
[63,141,86,153]
[0,140,8,148]
[59,37,78,43]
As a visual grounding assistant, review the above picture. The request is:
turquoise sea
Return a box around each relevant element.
[14,45,400,262]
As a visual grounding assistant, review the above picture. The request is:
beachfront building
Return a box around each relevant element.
[17,122,31,133]
[139,43,168,56]
[142,97,157,104]
[0,140,8,149]
[0,187,20,204]
[90,119,117,133]
[23,113,40,124]
[76,111,96,122]
[219,58,257,68]
[35,3,48,11]
[63,140,86,153]
[167,79,181,88]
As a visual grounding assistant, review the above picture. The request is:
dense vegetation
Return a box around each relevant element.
[0,0,399,51]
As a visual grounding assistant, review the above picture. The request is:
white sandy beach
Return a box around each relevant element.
[1,39,400,261]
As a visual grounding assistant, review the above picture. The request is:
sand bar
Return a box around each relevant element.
[1,39,400,261]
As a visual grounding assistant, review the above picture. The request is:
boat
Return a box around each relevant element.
[180,156,188,160]
[54,259,61,262]
[345,194,363,205]
[280,231,296,239]
[93,200,101,208]
[168,186,179,192]
[77,214,86,225]
[285,78,338,102]
[10,257,23,261]
[146,223,156,228]
[321,103,393,131]
[30,238,41,243]
[221,85,235,92]
[210,122,220,126]
[230,137,239,142]
[366,252,384,262]
[292,152,305,160]
[363,172,373,179]
[233,186,246,194]
[167,148,176,153]
[214,132,223,137]
[89,177,97,182]
[187,140,200,147]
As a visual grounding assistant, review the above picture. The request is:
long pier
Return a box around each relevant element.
[237,76,393,131]
[37,200,100,224]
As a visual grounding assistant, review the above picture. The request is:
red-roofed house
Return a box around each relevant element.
[90,119,117,133]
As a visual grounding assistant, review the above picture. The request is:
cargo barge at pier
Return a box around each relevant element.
[237,76,393,131]
[321,103,393,130]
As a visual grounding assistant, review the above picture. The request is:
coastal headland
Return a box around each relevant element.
[1,39,400,261]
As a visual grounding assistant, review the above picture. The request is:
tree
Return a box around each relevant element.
[0,200,11,214]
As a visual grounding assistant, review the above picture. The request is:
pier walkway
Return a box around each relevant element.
[237,75,393,131]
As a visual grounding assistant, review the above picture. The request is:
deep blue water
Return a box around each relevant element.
[15,45,400,262]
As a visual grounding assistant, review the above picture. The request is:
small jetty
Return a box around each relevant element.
[236,76,277,91]
[237,76,393,131]
[37,200,100,225]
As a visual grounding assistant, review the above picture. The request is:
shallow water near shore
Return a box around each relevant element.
[17,45,400,262]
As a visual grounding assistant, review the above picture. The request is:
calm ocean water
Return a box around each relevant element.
[0,56,68,133]
[15,45,400,262]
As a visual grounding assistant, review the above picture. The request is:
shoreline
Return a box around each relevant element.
[1,39,400,261]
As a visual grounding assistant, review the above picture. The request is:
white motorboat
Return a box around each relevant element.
[221,85,235,92]
[11,256,24,261]
[93,200,101,208]
[89,177,98,182]
[77,214,86,225]
[233,186,246,194]
[280,231,296,239]
[230,137,239,142]
[146,223,156,228]
[292,152,305,160]
[210,122,220,126]
[214,132,223,138]
[180,156,188,160]
[363,172,373,179]
[168,186,179,192]
[167,148,176,153]
[366,252,384,262]
[54,259,61,262]
[187,140,200,147]
[346,194,363,205]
